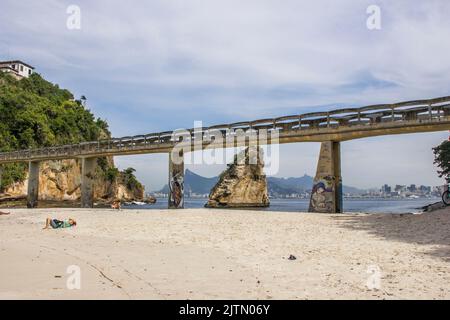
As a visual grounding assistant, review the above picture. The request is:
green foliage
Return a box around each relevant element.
[96,157,108,172]
[105,167,120,183]
[0,72,110,190]
[122,167,142,190]
[1,163,27,189]
[124,167,136,176]
[19,73,73,105]
[433,140,450,183]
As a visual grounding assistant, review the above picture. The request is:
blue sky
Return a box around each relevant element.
[1,0,449,191]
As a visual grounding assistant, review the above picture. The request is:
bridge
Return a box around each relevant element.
[0,95,449,212]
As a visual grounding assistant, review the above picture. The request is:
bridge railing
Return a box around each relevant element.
[1,96,450,162]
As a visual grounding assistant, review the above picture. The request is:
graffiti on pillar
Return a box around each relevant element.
[169,172,184,208]
[310,177,334,212]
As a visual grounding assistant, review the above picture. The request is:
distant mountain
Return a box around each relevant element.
[267,175,314,194]
[342,185,364,195]
[156,170,365,196]
[157,169,218,195]
[184,169,218,194]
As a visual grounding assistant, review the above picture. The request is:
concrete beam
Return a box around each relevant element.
[81,157,96,208]
[168,150,184,209]
[1,118,449,165]
[309,141,343,213]
[27,161,40,208]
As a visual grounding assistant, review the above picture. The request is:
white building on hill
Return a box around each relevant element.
[0,60,34,79]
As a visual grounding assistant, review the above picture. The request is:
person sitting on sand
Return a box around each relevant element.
[43,218,76,230]
[111,200,121,210]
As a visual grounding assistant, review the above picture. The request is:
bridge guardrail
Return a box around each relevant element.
[1,96,450,162]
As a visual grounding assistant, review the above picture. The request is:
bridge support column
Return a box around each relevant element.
[168,150,184,209]
[27,161,40,208]
[0,165,3,193]
[309,141,343,213]
[81,157,96,208]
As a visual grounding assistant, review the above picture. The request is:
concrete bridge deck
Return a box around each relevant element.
[0,96,449,164]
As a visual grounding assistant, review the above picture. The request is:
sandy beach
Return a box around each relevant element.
[0,207,449,300]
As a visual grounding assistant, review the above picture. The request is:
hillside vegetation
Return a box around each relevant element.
[0,72,142,194]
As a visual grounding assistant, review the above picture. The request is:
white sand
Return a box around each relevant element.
[1,207,449,299]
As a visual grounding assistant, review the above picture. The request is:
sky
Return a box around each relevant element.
[1,0,449,191]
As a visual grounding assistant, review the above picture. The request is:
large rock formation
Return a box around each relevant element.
[1,158,144,202]
[205,147,270,208]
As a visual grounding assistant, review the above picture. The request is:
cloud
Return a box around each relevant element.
[1,0,449,190]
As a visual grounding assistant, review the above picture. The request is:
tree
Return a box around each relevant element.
[124,167,136,176]
[80,95,87,107]
[0,71,110,188]
[122,167,142,190]
[433,140,450,183]
[105,167,120,183]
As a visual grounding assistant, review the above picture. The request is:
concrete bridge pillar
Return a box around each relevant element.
[0,165,3,193]
[81,157,96,208]
[168,150,184,209]
[309,141,343,213]
[27,161,40,208]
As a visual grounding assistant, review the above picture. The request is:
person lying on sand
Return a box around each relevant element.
[0,211,10,215]
[111,200,121,210]
[43,218,76,230]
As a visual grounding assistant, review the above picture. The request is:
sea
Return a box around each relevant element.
[124,198,439,214]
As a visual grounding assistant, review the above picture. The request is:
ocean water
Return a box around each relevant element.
[125,198,439,214]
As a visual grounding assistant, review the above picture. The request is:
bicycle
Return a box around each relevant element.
[442,186,450,206]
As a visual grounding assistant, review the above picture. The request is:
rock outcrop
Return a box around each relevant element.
[144,195,157,204]
[205,147,270,208]
[1,158,144,202]
[422,201,446,213]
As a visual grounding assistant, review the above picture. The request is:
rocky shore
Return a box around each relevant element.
[0,159,145,206]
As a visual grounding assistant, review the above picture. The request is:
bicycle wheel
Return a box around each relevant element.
[443,191,450,205]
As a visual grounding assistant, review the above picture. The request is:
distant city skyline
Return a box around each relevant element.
[150,165,444,194]
[1,1,449,191]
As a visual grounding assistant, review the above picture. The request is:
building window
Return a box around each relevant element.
[12,64,15,69]
[28,69,32,75]
[20,65,23,71]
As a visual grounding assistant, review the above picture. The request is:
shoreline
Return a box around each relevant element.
[0,196,439,206]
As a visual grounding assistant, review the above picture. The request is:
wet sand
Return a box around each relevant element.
[0,207,449,299]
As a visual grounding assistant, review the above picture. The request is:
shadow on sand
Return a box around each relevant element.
[332,208,450,262]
